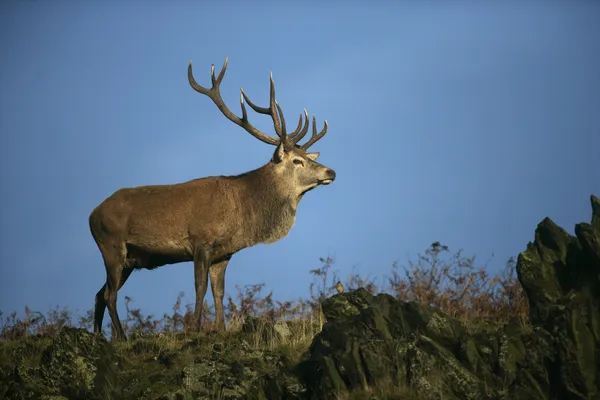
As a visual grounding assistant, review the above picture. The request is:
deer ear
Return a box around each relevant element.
[272,143,286,163]
[306,152,320,161]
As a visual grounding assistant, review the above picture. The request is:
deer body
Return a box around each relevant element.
[90,58,335,341]
[90,164,300,269]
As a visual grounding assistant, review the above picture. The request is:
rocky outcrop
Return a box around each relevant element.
[511,194,600,400]
[297,288,526,399]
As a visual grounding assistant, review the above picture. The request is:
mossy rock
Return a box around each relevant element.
[39,327,122,400]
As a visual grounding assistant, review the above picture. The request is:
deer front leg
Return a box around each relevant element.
[210,257,230,332]
[193,247,211,332]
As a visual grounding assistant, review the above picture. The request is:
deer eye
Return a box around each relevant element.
[293,159,304,166]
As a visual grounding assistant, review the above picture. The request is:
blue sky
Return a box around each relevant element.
[1,1,598,322]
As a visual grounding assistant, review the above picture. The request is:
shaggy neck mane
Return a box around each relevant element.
[229,162,298,244]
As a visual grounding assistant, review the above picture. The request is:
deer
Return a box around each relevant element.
[89,57,336,341]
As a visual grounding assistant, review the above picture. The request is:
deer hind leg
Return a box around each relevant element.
[95,242,132,341]
[94,266,133,336]
[210,257,231,332]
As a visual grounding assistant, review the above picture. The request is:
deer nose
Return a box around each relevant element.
[325,169,336,180]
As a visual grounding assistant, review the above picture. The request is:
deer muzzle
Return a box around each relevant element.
[320,169,336,185]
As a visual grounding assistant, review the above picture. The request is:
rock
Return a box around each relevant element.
[39,327,122,400]
[512,195,600,399]
[0,327,122,400]
[158,334,304,400]
[298,287,525,399]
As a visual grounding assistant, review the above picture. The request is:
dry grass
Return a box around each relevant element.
[0,242,530,344]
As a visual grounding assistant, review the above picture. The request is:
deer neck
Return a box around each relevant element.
[237,163,299,245]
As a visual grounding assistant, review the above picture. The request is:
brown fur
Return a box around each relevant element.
[90,163,304,270]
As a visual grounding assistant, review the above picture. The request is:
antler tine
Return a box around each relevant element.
[188,60,211,96]
[291,114,303,137]
[213,58,228,86]
[188,57,279,146]
[300,116,328,150]
[275,101,287,135]
[290,109,310,145]
[241,88,269,114]
[240,92,248,122]
[269,73,284,138]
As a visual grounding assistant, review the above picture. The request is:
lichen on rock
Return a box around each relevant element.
[39,327,121,400]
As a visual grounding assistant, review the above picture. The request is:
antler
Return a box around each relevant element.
[188,57,328,150]
[297,116,328,150]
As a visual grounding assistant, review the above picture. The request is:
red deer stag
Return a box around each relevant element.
[89,57,336,340]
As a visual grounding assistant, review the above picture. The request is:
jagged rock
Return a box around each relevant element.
[512,194,600,400]
[297,287,525,399]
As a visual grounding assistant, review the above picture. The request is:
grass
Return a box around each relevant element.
[0,242,531,398]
